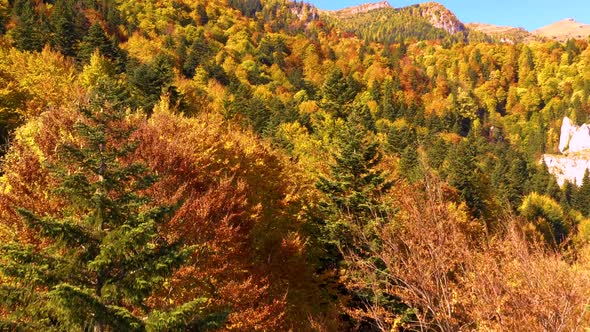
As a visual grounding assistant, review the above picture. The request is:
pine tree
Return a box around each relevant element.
[574,169,590,216]
[50,0,84,57]
[316,118,393,256]
[445,138,489,220]
[319,68,360,118]
[11,0,43,51]
[128,55,179,113]
[77,23,124,68]
[0,90,223,330]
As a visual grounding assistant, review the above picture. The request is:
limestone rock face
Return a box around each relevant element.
[543,154,590,186]
[559,116,590,154]
[544,117,590,186]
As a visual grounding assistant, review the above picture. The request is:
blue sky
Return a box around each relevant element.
[308,0,590,31]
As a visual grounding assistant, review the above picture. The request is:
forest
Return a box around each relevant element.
[1,0,590,330]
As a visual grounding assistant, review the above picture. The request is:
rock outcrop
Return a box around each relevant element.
[559,117,590,154]
[416,2,465,34]
[544,154,590,186]
[544,117,590,186]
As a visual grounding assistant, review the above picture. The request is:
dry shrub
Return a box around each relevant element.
[344,175,590,331]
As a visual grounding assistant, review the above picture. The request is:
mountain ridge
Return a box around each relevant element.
[533,18,590,41]
[323,1,590,43]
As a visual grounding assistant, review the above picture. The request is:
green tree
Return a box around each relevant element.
[0,91,223,330]
[316,119,392,257]
[445,138,490,220]
[574,169,590,217]
[128,55,179,113]
[319,68,360,118]
[11,0,43,51]
[77,23,125,68]
[50,0,85,57]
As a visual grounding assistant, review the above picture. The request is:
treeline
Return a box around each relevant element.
[1,0,590,330]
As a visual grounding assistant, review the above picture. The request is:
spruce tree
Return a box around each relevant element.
[50,0,84,57]
[316,117,393,257]
[0,89,223,330]
[11,0,43,51]
[574,169,590,216]
[319,68,360,119]
[77,23,124,67]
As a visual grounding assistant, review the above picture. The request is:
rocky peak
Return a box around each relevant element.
[416,2,465,34]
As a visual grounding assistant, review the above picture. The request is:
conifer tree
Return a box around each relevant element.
[0,89,223,330]
[128,54,180,113]
[319,68,360,118]
[77,23,124,68]
[316,116,393,257]
[11,0,43,51]
[50,0,84,57]
[574,169,590,216]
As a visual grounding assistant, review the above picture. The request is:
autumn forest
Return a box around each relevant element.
[1,0,590,331]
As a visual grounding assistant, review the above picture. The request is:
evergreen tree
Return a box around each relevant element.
[0,91,223,330]
[574,169,590,216]
[50,0,85,57]
[316,119,393,257]
[399,145,421,182]
[531,161,561,201]
[182,33,211,78]
[319,68,360,118]
[11,0,43,51]
[77,23,124,68]
[128,55,179,113]
[560,180,576,210]
[445,138,489,220]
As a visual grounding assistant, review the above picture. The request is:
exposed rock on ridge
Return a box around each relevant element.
[415,2,465,34]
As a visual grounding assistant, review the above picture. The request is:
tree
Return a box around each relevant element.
[574,169,590,217]
[317,119,392,251]
[445,138,489,220]
[319,68,360,118]
[314,116,394,328]
[77,23,125,69]
[0,91,222,330]
[11,0,43,51]
[50,0,85,57]
[128,55,179,113]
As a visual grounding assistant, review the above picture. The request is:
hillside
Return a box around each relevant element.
[466,22,537,43]
[2,0,590,331]
[410,1,465,34]
[325,1,392,18]
[324,1,466,44]
[534,18,590,41]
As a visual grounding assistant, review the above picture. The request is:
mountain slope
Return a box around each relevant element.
[466,23,537,43]
[327,1,391,18]
[410,2,465,34]
[533,18,590,41]
[323,1,467,44]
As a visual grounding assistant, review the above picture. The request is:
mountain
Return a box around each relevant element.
[326,1,392,18]
[533,18,590,41]
[466,23,537,43]
[410,2,465,34]
[322,1,467,44]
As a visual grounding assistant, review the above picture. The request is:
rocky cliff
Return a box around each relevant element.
[559,117,590,154]
[544,117,590,186]
[415,2,465,34]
